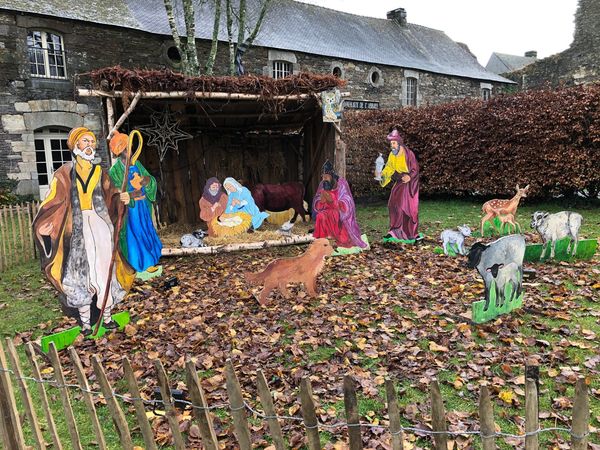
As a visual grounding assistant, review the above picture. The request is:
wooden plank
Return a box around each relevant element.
[479,385,496,450]
[385,379,404,450]
[9,206,18,264]
[16,205,25,263]
[122,357,157,450]
[91,355,134,450]
[162,235,315,256]
[48,343,82,449]
[185,359,219,450]
[429,379,448,450]
[5,338,46,449]
[524,378,539,450]
[153,358,186,450]
[299,377,321,450]
[225,359,252,450]
[0,208,6,271]
[0,340,26,450]
[68,348,107,450]
[25,203,35,261]
[78,88,312,101]
[570,377,588,450]
[344,375,363,450]
[256,370,285,450]
[24,343,62,450]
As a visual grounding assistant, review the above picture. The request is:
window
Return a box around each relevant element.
[332,66,342,78]
[406,77,418,106]
[272,60,292,79]
[27,31,67,79]
[34,127,70,198]
[482,88,491,100]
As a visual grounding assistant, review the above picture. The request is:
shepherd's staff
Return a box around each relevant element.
[94,130,143,335]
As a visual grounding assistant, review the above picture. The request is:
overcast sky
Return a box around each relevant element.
[296,0,578,66]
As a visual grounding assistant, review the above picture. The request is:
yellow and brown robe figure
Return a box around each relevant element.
[32,127,135,329]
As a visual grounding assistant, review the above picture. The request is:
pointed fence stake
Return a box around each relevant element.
[153,358,186,450]
[385,379,404,450]
[185,359,219,450]
[0,339,26,450]
[299,377,321,450]
[225,359,252,450]
[570,377,588,450]
[344,375,363,450]
[524,378,539,450]
[429,379,448,450]
[122,357,157,450]
[479,385,496,450]
[256,369,285,450]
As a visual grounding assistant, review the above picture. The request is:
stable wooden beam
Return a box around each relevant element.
[162,235,314,256]
[78,88,312,101]
[107,91,142,140]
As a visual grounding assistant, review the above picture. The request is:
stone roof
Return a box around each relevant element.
[485,52,537,75]
[1,0,512,83]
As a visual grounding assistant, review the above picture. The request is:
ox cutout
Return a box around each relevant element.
[252,182,309,227]
[244,238,334,305]
[480,184,529,236]
[467,234,525,323]
[312,160,369,254]
[525,211,597,262]
[439,224,471,256]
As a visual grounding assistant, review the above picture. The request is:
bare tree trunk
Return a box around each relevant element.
[205,0,222,75]
[226,0,236,76]
[237,0,246,46]
[244,0,271,48]
[182,0,200,74]
[164,0,189,73]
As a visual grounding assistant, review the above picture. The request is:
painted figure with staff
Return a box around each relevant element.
[33,127,135,336]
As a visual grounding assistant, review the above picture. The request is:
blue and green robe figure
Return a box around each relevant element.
[109,131,162,278]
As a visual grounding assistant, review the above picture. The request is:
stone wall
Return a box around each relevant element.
[505,0,600,89]
[0,9,504,197]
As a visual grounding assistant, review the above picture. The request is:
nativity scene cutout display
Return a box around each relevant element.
[32,127,136,339]
[380,128,422,243]
[480,184,529,237]
[467,234,525,323]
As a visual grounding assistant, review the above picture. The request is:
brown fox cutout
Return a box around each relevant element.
[244,238,334,305]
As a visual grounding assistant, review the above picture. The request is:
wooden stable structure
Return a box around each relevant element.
[78,71,345,225]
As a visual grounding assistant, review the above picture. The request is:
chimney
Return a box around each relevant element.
[524,50,537,58]
[387,8,407,26]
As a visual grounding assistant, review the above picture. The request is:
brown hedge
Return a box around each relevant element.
[344,83,600,199]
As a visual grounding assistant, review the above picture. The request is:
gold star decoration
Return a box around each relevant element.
[138,109,192,162]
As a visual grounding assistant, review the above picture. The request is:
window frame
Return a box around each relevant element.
[482,88,492,100]
[405,77,418,106]
[272,60,293,79]
[27,30,67,79]
[34,127,71,198]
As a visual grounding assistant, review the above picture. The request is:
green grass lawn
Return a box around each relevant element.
[1,198,598,449]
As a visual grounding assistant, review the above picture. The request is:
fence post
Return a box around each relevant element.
[479,385,496,450]
[16,205,25,264]
[524,378,539,450]
[185,358,219,450]
[5,338,46,449]
[344,375,363,450]
[256,369,286,450]
[570,377,589,450]
[24,342,63,450]
[385,379,404,450]
[225,359,252,450]
[0,340,26,450]
[9,206,18,264]
[0,208,5,271]
[122,357,158,450]
[68,347,107,450]
[429,379,448,450]
[91,355,134,450]
[153,358,187,450]
[299,377,321,450]
[48,342,83,450]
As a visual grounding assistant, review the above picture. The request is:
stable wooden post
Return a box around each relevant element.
[68,347,107,450]
[524,378,539,450]
[385,379,404,450]
[256,370,285,450]
[570,377,589,450]
[0,340,26,450]
[344,375,363,450]
[299,377,321,450]
[122,357,157,450]
[5,338,46,449]
[429,379,448,450]
[91,355,134,450]
[225,359,252,450]
[48,342,83,450]
[24,343,62,450]
[154,358,186,450]
[185,359,219,450]
[479,385,496,450]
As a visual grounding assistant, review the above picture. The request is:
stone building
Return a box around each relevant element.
[0,0,510,198]
[485,51,537,75]
[505,0,600,89]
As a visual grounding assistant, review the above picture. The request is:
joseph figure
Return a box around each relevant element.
[32,127,135,335]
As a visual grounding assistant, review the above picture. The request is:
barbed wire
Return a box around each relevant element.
[0,366,592,441]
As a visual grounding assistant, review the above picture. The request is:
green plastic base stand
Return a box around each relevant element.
[472,279,523,324]
[383,232,424,245]
[40,311,131,353]
[473,217,522,238]
[524,238,597,262]
[433,245,460,257]
[332,234,370,256]
[136,265,163,281]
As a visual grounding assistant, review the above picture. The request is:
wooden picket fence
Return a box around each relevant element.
[0,202,40,272]
[0,339,592,450]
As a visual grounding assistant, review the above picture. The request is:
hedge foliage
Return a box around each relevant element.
[344,83,600,199]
